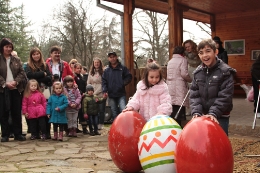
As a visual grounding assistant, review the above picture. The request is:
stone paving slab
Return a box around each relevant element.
[0,163,19,172]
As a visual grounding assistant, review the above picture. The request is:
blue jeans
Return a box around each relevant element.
[218,117,229,136]
[88,114,98,132]
[109,96,126,119]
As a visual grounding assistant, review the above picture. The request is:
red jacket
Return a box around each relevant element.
[46,57,73,80]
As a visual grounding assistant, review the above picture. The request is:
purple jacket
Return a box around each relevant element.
[63,87,82,110]
[22,90,47,119]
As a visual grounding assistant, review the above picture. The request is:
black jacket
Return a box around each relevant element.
[189,59,236,118]
[102,62,132,98]
[24,63,52,87]
[217,47,228,64]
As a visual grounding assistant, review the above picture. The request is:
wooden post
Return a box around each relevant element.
[210,14,216,37]
[124,0,135,100]
[168,0,178,59]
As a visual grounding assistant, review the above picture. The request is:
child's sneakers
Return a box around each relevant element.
[30,135,36,140]
[41,134,46,141]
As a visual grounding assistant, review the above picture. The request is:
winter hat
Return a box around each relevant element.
[213,36,223,44]
[86,84,94,92]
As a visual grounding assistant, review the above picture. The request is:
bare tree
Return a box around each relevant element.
[133,10,169,66]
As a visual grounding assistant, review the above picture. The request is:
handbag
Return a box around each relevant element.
[40,83,51,99]
[43,87,51,99]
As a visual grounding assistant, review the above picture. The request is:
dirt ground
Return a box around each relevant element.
[230,135,260,173]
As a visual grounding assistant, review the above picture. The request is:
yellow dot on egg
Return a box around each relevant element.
[143,135,147,140]
[171,129,177,135]
[155,131,161,137]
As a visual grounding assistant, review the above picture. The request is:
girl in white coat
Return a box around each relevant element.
[123,63,172,121]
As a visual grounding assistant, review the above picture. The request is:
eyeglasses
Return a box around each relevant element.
[71,62,75,64]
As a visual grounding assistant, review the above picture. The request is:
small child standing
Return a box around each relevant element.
[22,79,47,140]
[63,75,82,137]
[82,85,102,136]
[123,63,172,121]
[46,82,68,141]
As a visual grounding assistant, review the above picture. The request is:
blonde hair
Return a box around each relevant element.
[52,81,64,94]
[23,79,41,98]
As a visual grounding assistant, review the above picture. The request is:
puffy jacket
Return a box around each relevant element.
[102,62,132,98]
[47,94,68,124]
[0,54,27,93]
[189,59,236,118]
[63,87,82,110]
[22,91,47,119]
[167,54,192,107]
[126,80,172,121]
[82,94,103,115]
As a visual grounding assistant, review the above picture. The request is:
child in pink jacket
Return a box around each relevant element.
[22,79,47,140]
[123,63,172,121]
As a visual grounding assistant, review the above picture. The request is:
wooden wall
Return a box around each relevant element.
[215,10,260,72]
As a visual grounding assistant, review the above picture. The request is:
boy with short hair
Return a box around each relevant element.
[189,38,236,135]
[82,85,103,136]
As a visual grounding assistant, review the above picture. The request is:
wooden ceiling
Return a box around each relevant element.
[102,0,260,23]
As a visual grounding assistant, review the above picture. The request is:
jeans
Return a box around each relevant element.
[29,116,46,136]
[218,117,229,136]
[88,114,98,132]
[98,99,106,124]
[109,96,126,119]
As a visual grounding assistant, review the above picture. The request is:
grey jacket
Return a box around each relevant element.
[189,59,236,118]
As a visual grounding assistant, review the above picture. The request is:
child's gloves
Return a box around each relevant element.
[84,114,88,120]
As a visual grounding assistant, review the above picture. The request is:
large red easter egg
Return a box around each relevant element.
[108,111,146,173]
[175,116,233,173]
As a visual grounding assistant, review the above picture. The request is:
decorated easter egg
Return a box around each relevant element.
[175,116,234,173]
[138,115,182,173]
[108,111,146,173]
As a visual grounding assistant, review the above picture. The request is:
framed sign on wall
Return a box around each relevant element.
[224,39,245,55]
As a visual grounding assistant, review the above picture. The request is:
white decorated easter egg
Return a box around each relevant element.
[138,115,182,173]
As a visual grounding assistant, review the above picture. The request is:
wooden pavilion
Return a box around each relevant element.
[102,0,260,97]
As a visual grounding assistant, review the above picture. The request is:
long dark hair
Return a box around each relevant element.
[142,62,162,89]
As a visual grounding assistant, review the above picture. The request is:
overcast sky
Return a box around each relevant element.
[10,0,210,43]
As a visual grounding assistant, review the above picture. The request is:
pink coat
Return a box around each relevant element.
[22,91,47,119]
[126,80,172,121]
[166,54,192,107]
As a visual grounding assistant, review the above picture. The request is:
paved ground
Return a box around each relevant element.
[0,96,259,173]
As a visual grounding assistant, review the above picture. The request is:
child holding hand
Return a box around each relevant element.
[22,79,47,140]
[46,82,68,141]
[123,63,172,121]
[82,85,103,136]
[63,75,82,137]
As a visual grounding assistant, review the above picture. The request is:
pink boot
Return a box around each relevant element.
[72,128,77,137]
[58,131,63,141]
[52,132,58,140]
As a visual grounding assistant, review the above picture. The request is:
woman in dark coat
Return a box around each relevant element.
[0,38,27,142]
[213,36,228,64]
[251,53,260,114]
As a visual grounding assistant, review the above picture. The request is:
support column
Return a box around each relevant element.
[168,0,178,59]
[124,0,135,100]
[210,14,216,37]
